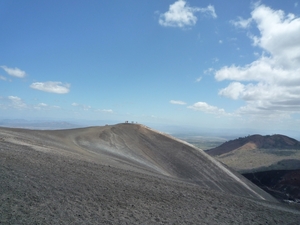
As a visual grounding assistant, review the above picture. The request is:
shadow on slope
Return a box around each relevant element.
[243,169,300,203]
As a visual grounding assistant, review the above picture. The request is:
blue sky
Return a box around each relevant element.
[1,0,300,134]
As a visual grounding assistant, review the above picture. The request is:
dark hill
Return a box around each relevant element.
[206,134,300,156]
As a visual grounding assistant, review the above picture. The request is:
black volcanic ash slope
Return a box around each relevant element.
[1,123,275,201]
[4,124,300,224]
[243,169,300,202]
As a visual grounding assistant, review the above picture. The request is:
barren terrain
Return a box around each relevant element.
[1,124,300,224]
[244,170,300,202]
[206,134,300,172]
[205,134,300,203]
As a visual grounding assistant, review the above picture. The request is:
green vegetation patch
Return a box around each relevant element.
[260,148,299,156]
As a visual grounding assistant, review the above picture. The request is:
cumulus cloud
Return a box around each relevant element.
[158,0,216,28]
[30,81,70,94]
[188,102,225,115]
[1,66,26,78]
[216,4,300,116]
[218,82,245,100]
[170,100,187,105]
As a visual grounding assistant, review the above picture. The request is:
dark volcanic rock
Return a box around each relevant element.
[243,170,300,202]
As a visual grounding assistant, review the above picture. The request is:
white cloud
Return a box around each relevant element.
[8,96,27,109]
[170,100,187,105]
[216,4,300,117]
[218,82,245,100]
[158,0,216,28]
[38,103,48,107]
[34,103,49,110]
[250,6,300,68]
[200,5,218,18]
[196,76,202,82]
[188,102,225,115]
[198,4,217,19]
[159,0,199,27]
[72,102,91,111]
[1,96,61,112]
[94,109,114,113]
[1,66,26,78]
[231,17,253,28]
[71,102,79,106]
[204,68,214,74]
[219,40,223,44]
[30,81,70,94]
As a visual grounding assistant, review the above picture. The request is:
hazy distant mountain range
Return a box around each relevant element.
[0,119,81,129]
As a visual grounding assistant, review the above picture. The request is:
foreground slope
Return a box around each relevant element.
[1,124,300,224]
[2,123,272,200]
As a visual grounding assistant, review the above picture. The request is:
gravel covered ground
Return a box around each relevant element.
[1,126,300,224]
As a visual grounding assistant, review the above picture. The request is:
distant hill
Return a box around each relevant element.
[206,134,300,172]
[206,134,300,203]
[0,119,81,130]
[206,134,300,156]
